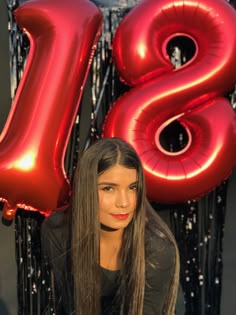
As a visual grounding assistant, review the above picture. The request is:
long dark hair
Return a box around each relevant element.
[72,137,179,315]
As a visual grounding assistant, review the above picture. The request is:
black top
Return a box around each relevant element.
[41,210,176,314]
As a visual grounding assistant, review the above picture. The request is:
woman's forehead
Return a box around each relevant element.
[98,164,137,182]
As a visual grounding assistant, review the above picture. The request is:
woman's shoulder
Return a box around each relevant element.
[145,222,177,271]
[42,205,70,230]
[41,206,71,258]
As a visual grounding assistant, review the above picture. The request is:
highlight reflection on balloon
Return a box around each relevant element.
[0,0,103,220]
[103,0,236,203]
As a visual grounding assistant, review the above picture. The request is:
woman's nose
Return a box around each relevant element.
[116,190,130,208]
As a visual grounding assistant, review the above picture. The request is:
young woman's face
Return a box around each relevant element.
[98,164,138,231]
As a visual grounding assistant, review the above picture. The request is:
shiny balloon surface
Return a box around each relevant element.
[0,0,103,220]
[103,0,236,203]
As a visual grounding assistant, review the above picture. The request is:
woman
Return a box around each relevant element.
[41,137,179,314]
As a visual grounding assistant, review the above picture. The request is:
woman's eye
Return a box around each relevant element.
[130,184,137,191]
[102,186,114,192]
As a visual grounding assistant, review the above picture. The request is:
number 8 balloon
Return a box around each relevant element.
[103,0,236,203]
[0,0,103,220]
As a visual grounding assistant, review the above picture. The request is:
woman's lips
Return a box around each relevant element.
[111,213,129,220]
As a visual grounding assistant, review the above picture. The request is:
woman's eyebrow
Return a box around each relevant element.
[97,182,117,186]
[130,181,138,185]
[98,181,138,186]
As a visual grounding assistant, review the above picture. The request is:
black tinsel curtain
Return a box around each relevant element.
[3,0,236,314]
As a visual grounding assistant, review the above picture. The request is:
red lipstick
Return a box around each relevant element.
[111,213,129,220]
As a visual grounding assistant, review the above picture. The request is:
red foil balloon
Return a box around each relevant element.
[103,0,236,203]
[0,0,103,220]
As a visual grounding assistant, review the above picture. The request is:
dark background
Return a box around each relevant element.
[1,1,236,314]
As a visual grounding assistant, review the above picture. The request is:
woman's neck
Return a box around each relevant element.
[100,225,123,242]
[100,222,124,238]
[100,226,123,270]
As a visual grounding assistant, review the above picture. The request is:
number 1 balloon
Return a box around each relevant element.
[0,0,103,220]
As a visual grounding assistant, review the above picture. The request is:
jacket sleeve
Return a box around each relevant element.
[143,231,177,315]
[41,210,73,315]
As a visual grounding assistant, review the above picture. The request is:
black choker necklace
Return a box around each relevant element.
[100,223,119,232]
